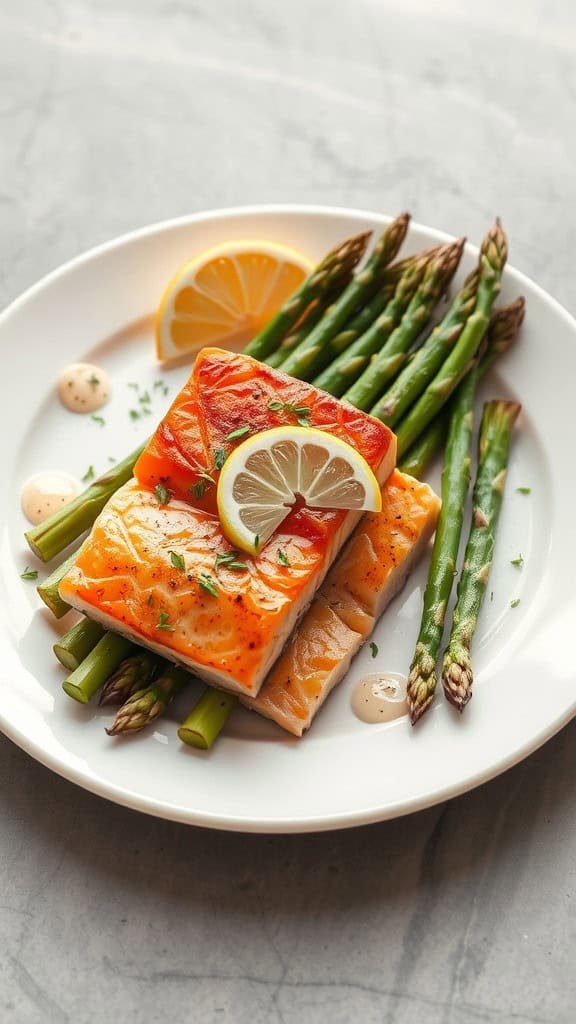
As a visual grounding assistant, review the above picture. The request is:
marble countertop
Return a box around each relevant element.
[1,1,575,1021]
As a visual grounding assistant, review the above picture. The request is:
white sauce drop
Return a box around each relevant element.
[57,362,111,413]
[351,671,408,724]
[21,472,82,525]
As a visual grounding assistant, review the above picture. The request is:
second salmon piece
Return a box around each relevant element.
[242,471,440,733]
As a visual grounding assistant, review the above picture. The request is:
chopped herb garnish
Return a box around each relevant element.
[129,409,141,421]
[153,380,165,391]
[490,591,494,602]
[169,551,185,571]
[214,448,227,471]
[128,382,139,391]
[215,550,248,572]
[108,456,116,463]
[162,385,169,397]
[20,566,38,581]
[154,483,171,506]
[254,535,260,551]
[191,471,216,499]
[138,390,151,405]
[511,598,521,608]
[225,425,251,442]
[82,465,95,483]
[277,549,290,567]
[369,641,379,659]
[91,414,105,427]
[140,406,152,416]
[268,400,311,427]
[198,573,218,598]
[87,373,100,388]
[191,481,207,500]
[511,555,524,567]
[517,487,531,495]
[157,610,174,631]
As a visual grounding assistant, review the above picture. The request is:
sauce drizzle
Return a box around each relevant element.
[57,363,111,413]
[21,472,81,525]
[351,671,408,724]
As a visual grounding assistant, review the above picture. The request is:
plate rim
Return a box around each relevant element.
[2,202,575,833]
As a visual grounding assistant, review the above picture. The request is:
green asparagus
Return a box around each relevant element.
[406,370,476,723]
[371,268,479,427]
[106,665,189,735]
[244,230,371,362]
[341,239,465,410]
[311,248,434,398]
[178,687,238,750]
[53,617,104,671]
[441,400,521,711]
[62,632,135,703]
[398,297,525,478]
[278,213,410,380]
[99,651,160,706]
[37,548,81,618]
[394,221,508,458]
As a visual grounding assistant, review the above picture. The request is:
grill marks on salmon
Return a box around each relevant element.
[241,471,440,735]
[60,348,396,697]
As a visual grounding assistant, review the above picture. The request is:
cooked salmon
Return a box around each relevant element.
[59,348,396,697]
[241,471,440,734]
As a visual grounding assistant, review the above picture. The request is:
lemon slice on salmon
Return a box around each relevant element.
[217,426,382,554]
[156,240,313,362]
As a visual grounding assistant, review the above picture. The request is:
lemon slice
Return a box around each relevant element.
[156,240,313,362]
[217,426,382,554]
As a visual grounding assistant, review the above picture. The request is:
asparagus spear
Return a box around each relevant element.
[266,296,336,370]
[398,415,449,479]
[341,239,465,410]
[26,443,147,562]
[99,651,159,706]
[398,298,525,478]
[53,617,104,671]
[178,687,238,750]
[278,213,410,380]
[371,268,479,427]
[244,231,372,362]
[106,665,189,735]
[62,632,134,703]
[311,248,434,398]
[290,250,439,377]
[442,400,521,711]
[394,221,508,458]
[265,243,393,369]
[406,370,476,723]
[36,548,81,618]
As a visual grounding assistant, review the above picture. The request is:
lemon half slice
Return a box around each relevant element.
[156,240,313,362]
[217,426,382,554]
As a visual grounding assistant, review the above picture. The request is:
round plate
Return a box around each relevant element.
[1,205,574,833]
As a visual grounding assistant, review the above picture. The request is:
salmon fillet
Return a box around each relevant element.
[60,348,396,697]
[241,471,440,734]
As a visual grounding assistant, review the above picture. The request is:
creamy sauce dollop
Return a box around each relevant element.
[351,671,408,724]
[21,472,81,525]
[57,363,111,413]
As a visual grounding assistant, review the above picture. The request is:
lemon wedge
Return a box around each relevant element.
[156,239,313,362]
[217,426,382,554]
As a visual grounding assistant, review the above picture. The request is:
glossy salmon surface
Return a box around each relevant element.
[60,348,396,697]
[242,471,440,733]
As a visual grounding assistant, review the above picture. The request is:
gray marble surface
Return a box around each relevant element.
[1,1,575,1021]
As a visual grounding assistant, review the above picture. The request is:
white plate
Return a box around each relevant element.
[1,205,574,833]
